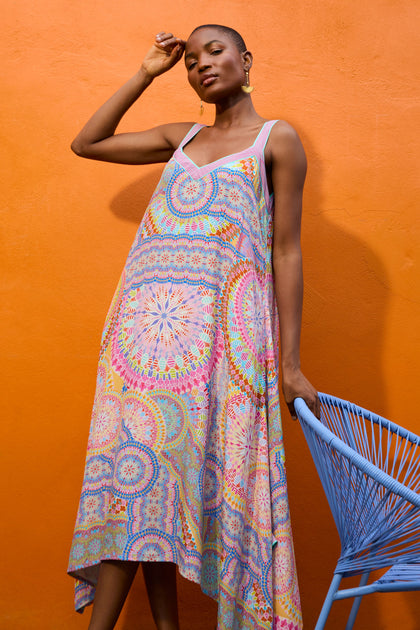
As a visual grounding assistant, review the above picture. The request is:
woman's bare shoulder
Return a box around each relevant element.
[159,121,199,149]
[268,119,302,145]
[266,119,306,168]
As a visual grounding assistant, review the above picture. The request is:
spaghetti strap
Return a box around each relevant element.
[254,121,278,204]
[178,123,206,149]
[254,120,279,153]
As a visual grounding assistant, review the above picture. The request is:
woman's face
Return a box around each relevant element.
[184,28,247,103]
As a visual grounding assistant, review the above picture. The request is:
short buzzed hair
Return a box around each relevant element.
[189,24,247,53]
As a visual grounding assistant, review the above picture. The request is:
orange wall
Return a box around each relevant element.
[2,1,419,628]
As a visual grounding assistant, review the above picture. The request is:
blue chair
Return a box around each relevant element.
[294,393,420,630]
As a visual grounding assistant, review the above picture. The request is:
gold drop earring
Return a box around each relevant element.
[199,100,204,116]
[241,70,254,94]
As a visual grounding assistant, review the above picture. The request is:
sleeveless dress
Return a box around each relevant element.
[68,120,303,630]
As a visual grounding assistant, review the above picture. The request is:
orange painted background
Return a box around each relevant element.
[2,1,419,628]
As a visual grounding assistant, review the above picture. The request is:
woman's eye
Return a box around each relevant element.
[210,49,222,55]
[188,61,197,70]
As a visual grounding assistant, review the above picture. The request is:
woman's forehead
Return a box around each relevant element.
[185,28,232,52]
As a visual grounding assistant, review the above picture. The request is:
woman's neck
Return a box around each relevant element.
[212,93,262,129]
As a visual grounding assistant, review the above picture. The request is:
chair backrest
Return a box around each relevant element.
[295,394,420,576]
[318,394,420,492]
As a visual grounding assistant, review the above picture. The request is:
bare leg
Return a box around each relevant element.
[142,562,180,630]
[88,559,139,630]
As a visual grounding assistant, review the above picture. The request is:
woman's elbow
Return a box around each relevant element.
[273,243,302,263]
[71,139,85,157]
[70,136,93,157]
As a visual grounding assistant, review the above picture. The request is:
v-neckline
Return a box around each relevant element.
[175,121,270,179]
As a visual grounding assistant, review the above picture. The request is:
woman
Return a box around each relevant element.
[68,24,319,630]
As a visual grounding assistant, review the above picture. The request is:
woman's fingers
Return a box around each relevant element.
[303,392,320,419]
[287,401,298,421]
[312,393,321,419]
[302,385,320,419]
[288,391,320,421]
[155,32,184,50]
[170,43,185,63]
[282,368,320,420]
[141,32,185,78]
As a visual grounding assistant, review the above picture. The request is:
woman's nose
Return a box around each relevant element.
[197,56,211,72]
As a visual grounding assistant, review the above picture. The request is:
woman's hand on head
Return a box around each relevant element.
[141,32,186,79]
[282,367,320,420]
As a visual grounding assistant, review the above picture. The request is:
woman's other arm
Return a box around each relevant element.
[269,122,320,419]
[71,32,193,164]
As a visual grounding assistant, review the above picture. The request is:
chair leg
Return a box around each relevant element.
[315,573,343,630]
[344,571,370,630]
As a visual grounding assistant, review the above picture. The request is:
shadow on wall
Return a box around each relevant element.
[110,167,163,225]
[285,133,419,629]
[106,151,416,628]
[299,132,389,414]
[285,131,386,628]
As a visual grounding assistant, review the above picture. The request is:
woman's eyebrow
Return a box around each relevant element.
[185,40,224,60]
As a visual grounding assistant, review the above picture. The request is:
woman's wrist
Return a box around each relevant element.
[136,66,155,87]
[281,360,301,373]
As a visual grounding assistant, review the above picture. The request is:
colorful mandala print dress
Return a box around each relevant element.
[68,120,302,630]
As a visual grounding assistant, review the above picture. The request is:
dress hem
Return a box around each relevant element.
[68,553,219,614]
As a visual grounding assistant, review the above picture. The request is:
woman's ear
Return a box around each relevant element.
[242,50,253,71]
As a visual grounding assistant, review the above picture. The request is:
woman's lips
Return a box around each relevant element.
[201,75,217,87]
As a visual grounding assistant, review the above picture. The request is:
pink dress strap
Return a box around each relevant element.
[253,119,279,153]
[253,120,278,205]
[178,123,206,149]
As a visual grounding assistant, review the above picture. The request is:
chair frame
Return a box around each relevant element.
[294,393,420,630]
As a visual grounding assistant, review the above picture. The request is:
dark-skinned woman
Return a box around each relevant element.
[68,25,319,630]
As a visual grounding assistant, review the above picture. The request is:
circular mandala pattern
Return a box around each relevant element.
[224,391,256,477]
[122,392,166,451]
[113,444,158,498]
[125,529,177,561]
[84,455,113,491]
[241,525,266,575]
[201,548,220,593]
[273,496,290,525]
[69,541,85,563]
[88,363,121,453]
[271,450,288,500]
[220,551,241,585]
[87,536,102,558]
[245,462,272,535]
[112,282,215,392]
[149,390,189,449]
[79,492,105,525]
[272,534,295,597]
[99,272,125,358]
[203,455,223,512]
[129,465,178,536]
[88,391,121,452]
[222,262,266,402]
[167,168,217,217]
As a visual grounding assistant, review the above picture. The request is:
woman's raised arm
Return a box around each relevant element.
[71,32,193,165]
